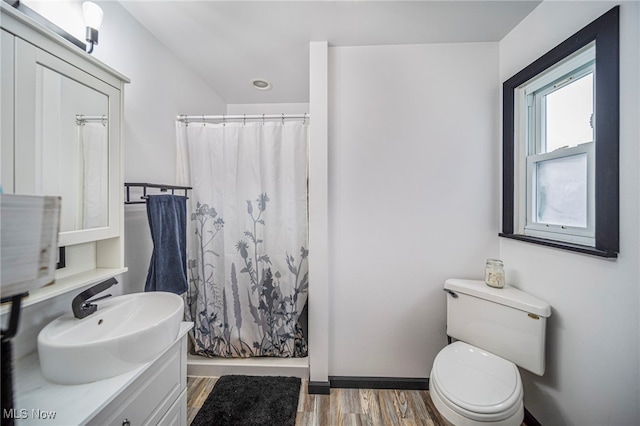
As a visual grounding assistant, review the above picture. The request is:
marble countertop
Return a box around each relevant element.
[12,322,192,425]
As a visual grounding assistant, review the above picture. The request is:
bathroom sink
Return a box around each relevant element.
[38,291,184,385]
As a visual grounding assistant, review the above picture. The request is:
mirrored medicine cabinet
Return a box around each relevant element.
[1,3,129,307]
[4,31,123,245]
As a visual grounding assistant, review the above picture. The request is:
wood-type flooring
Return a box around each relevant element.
[187,376,447,426]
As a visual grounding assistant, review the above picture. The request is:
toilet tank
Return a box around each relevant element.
[445,278,551,375]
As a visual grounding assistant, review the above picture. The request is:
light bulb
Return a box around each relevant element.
[83,2,103,30]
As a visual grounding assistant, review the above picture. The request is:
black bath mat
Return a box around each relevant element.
[191,375,301,426]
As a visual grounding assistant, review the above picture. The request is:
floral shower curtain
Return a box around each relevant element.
[176,120,308,358]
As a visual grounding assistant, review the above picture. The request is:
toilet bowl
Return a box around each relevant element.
[429,341,524,426]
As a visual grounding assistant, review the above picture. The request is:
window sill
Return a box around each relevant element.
[498,233,617,259]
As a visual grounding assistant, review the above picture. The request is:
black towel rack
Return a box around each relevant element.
[124,182,192,204]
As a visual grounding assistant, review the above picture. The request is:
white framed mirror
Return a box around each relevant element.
[13,37,121,246]
[38,65,109,231]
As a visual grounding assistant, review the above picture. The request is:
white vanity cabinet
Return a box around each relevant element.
[88,333,189,426]
[1,3,129,310]
[14,324,192,426]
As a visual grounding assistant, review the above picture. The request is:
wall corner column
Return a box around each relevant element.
[308,41,330,392]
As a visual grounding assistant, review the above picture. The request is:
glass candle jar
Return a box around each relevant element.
[485,259,505,288]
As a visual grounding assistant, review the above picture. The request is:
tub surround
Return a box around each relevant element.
[187,353,309,379]
[14,322,192,425]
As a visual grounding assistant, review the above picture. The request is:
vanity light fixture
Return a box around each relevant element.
[250,78,272,91]
[82,1,103,54]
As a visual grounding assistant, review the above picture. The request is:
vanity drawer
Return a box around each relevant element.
[157,388,187,426]
[88,339,183,426]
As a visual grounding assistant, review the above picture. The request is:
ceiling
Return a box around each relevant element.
[120,1,541,104]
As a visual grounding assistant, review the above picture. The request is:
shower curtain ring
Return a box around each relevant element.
[243,114,246,126]
[303,113,306,125]
[202,115,205,127]
[282,113,285,125]
[262,114,265,125]
[223,115,226,127]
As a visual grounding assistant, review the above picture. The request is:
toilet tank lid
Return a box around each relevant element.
[445,279,551,317]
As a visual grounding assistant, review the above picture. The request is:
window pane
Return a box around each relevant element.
[545,73,593,152]
[536,153,587,228]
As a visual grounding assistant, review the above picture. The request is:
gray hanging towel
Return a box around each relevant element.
[145,195,188,294]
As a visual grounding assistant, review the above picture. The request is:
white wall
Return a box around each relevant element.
[227,103,309,115]
[499,2,640,425]
[328,42,499,377]
[91,1,227,295]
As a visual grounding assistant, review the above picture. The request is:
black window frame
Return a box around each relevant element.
[500,5,619,258]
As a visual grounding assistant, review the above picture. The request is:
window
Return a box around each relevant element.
[501,7,619,258]
[521,44,595,246]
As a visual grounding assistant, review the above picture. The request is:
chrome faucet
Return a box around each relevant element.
[72,278,118,319]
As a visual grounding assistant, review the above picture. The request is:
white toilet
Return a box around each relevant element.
[430,279,551,426]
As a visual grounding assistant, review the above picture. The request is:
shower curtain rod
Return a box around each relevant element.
[177,113,309,124]
[76,114,107,125]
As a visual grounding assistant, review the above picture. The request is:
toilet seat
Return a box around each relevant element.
[431,341,523,422]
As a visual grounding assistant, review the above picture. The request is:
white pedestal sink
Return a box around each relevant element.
[38,291,184,385]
